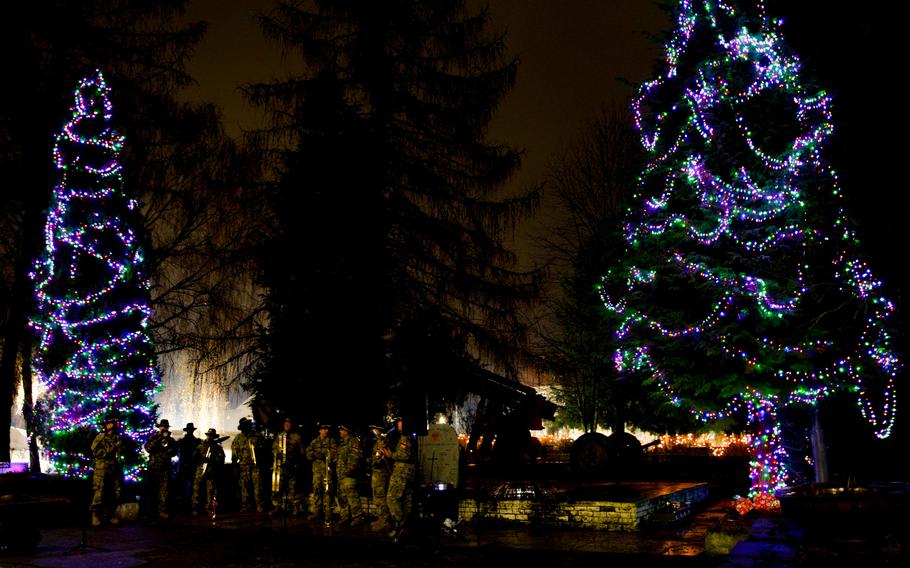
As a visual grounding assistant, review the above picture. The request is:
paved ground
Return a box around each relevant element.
[2,479,907,567]
[2,499,730,567]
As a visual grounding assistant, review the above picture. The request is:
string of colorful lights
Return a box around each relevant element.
[30,70,159,480]
[600,0,899,497]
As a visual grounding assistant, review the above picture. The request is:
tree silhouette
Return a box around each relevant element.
[244,0,540,428]
[600,0,900,496]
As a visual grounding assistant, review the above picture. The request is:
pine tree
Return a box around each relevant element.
[30,71,159,479]
[245,0,540,427]
[600,0,900,497]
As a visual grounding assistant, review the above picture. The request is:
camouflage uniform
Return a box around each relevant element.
[192,434,225,516]
[144,426,177,517]
[369,431,392,527]
[386,431,416,534]
[90,427,124,525]
[271,430,304,513]
[335,431,363,525]
[232,429,265,512]
[305,433,337,519]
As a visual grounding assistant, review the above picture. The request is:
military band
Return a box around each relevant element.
[88,409,419,540]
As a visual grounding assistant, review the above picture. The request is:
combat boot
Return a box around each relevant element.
[91,512,102,527]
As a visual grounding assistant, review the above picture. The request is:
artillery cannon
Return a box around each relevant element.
[570,431,659,476]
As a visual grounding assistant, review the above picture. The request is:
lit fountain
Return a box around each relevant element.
[7,351,250,469]
[154,352,251,460]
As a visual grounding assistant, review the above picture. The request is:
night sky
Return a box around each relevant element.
[179,1,908,285]
[179,0,669,266]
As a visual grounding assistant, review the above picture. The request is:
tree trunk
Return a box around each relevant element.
[21,340,41,472]
[810,409,829,483]
[0,292,27,463]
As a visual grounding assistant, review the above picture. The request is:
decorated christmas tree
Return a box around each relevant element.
[600,0,899,498]
[30,70,159,479]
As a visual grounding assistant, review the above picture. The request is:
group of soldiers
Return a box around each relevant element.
[267,415,416,537]
[89,414,417,538]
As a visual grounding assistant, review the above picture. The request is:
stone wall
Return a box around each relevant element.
[457,483,709,531]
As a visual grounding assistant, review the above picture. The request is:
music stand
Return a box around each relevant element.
[65,475,109,555]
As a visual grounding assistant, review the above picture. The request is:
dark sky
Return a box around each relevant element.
[178,1,907,287]
[180,0,669,266]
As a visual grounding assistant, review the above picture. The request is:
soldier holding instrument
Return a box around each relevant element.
[369,423,392,531]
[335,425,364,526]
[271,417,304,515]
[144,418,177,519]
[192,428,226,518]
[90,415,125,526]
[305,423,336,521]
[384,416,416,539]
[232,417,265,513]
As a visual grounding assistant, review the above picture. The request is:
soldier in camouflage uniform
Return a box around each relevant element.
[368,424,392,531]
[335,425,364,526]
[305,423,336,521]
[90,416,125,526]
[192,428,225,517]
[144,419,177,519]
[271,417,304,515]
[384,416,415,538]
[231,417,265,513]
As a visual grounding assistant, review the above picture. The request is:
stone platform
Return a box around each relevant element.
[455,480,710,531]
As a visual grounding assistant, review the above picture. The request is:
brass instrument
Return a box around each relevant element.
[272,432,286,494]
[201,445,212,477]
[372,428,393,475]
[324,446,333,527]
[249,438,257,467]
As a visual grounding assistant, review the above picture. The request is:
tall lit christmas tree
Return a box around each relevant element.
[30,70,159,479]
[600,0,899,497]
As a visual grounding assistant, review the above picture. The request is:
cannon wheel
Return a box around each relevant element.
[570,432,643,475]
[570,432,611,474]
